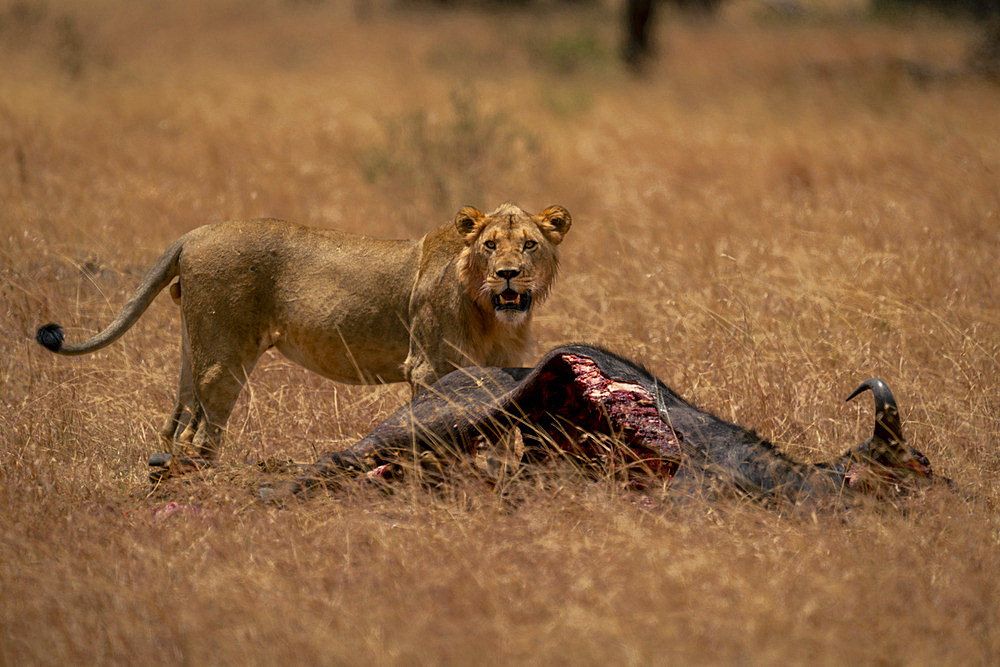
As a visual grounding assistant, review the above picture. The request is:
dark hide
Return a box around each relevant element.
[256,345,937,506]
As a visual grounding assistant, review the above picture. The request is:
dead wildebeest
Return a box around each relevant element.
[246,344,941,508]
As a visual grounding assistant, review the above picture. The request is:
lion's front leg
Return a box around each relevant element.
[403,351,437,396]
[403,342,469,395]
[402,322,452,394]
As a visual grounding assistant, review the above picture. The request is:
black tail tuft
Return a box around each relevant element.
[36,323,65,352]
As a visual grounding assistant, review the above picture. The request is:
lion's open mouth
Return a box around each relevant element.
[492,289,532,313]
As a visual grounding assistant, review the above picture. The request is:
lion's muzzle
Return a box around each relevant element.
[492,289,532,313]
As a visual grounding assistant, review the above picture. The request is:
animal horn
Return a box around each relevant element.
[846,377,903,445]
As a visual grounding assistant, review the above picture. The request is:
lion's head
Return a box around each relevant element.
[455,202,572,325]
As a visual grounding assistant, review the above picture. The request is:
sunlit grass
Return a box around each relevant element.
[1,1,998,663]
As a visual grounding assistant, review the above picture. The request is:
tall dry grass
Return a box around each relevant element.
[1,0,998,663]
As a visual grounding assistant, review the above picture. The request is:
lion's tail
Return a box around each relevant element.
[36,236,185,356]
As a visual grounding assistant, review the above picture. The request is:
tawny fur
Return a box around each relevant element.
[36,202,572,460]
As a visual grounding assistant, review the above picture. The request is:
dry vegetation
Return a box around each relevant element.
[2,0,999,663]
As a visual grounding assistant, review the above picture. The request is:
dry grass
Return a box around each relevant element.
[2,0,999,663]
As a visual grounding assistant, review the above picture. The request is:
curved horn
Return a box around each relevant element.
[846,377,903,445]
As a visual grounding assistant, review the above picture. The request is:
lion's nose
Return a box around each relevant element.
[496,268,520,281]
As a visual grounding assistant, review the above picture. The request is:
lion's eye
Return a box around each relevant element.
[523,240,537,250]
[484,240,496,250]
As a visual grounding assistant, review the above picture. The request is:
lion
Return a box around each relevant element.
[35,202,572,460]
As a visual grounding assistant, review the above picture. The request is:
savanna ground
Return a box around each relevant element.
[2,0,999,663]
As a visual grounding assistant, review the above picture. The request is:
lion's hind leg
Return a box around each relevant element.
[187,335,268,461]
[171,271,273,461]
[160,328,197,450]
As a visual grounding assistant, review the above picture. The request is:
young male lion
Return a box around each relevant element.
[36,202,571,460]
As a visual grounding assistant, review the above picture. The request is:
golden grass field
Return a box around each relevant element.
[2,0,999,663]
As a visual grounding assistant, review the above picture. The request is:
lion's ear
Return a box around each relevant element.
[454,206,486,240]
[535,206,572,246]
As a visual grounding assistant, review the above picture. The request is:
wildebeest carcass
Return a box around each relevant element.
[248,344,939,507]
